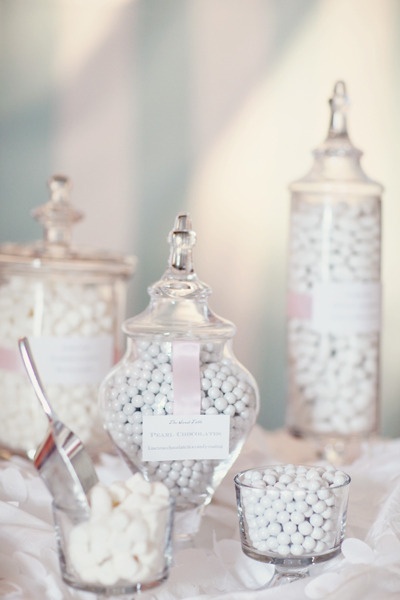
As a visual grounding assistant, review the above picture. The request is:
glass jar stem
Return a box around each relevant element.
[269,565,310,587]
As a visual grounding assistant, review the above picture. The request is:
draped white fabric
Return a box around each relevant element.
[1,426,400,599]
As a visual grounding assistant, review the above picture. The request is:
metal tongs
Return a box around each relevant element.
[18,337,98,510]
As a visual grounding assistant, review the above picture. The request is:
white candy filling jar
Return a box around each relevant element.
[285,82,383,460]
[99,214,259,539]
[0,175,136,458]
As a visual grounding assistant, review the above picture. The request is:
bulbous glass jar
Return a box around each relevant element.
[99,214,259,537]
[0,175,136,458]
[285,82,383,461]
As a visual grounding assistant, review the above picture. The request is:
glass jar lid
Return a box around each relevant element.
[290,81,383,196]
[123,213,235,338]
[0,175,137,277]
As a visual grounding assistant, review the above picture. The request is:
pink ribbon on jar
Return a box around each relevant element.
[172,340,201,415]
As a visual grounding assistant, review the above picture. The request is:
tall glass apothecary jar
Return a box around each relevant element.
[0,175,136,458]
[99,214,259,538]
[286,82,383,460]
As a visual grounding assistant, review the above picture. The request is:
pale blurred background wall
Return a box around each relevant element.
[1,0,399,436]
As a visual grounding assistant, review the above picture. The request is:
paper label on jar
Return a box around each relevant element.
[28,335,114,385]
[310,282,382,334]
[141,414,230,461]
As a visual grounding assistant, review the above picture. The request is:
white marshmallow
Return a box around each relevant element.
[89,485,113,519]
[67,473,171,587]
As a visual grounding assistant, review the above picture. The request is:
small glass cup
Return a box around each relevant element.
[52,498,174,597]
[234,465,351,587]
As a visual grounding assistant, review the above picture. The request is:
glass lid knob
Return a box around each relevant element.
[328,80,349,138]
[32,174,83,250]
[168,213,196,275]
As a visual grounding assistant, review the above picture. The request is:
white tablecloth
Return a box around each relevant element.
[1,426,400,600]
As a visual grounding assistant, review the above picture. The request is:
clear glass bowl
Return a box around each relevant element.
[234,464,351,587]
[52,497,174,596]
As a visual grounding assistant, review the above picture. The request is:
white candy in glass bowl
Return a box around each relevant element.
[53,473,174,594]
[234,464,351,587]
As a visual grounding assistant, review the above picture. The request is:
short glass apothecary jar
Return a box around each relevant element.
[0,175,136,458]
[99,214,259,537]
[286,82,383,459]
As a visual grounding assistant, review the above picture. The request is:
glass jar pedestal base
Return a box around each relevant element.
[288,427,370,465]
[173,504,206,548]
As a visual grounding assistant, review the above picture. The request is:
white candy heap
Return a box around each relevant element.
[0,276,114,453]
[67,474,171,586]
[238,465,349,558]
[102,339,258,505]
[289,200,380,290]
[288,198,380,435]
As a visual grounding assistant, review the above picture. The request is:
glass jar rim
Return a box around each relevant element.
[234,464,351,490]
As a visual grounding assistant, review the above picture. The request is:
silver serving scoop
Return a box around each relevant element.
[18,337,98,509]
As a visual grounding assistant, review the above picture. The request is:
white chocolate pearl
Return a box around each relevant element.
[291,544,304,556]
[314,541,326,553]
[303,536,316,552]
[333,472,348,486]
[263,474,277,485]
[277,545,290,556]
[310,513,324,528]
[298,520,313,536]
[277,511,290,524]
[283,521,297,535]
[313,500,327,514]
[291,532,304,546]
[312,527,325,540]
[291,511,305,525]
[214,397,228,411]
[266,537,278,550]
[268,522,282,536]
[272,499,285,512]
[317,488,331,500]
[295,500,309,514]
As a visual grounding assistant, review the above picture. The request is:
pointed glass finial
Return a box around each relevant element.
[32,174,83,249]
[312,80,361,161]
[328,81,349,138]
[146,212,211,301]
[291,81,383,192]
[167,213,196,275]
